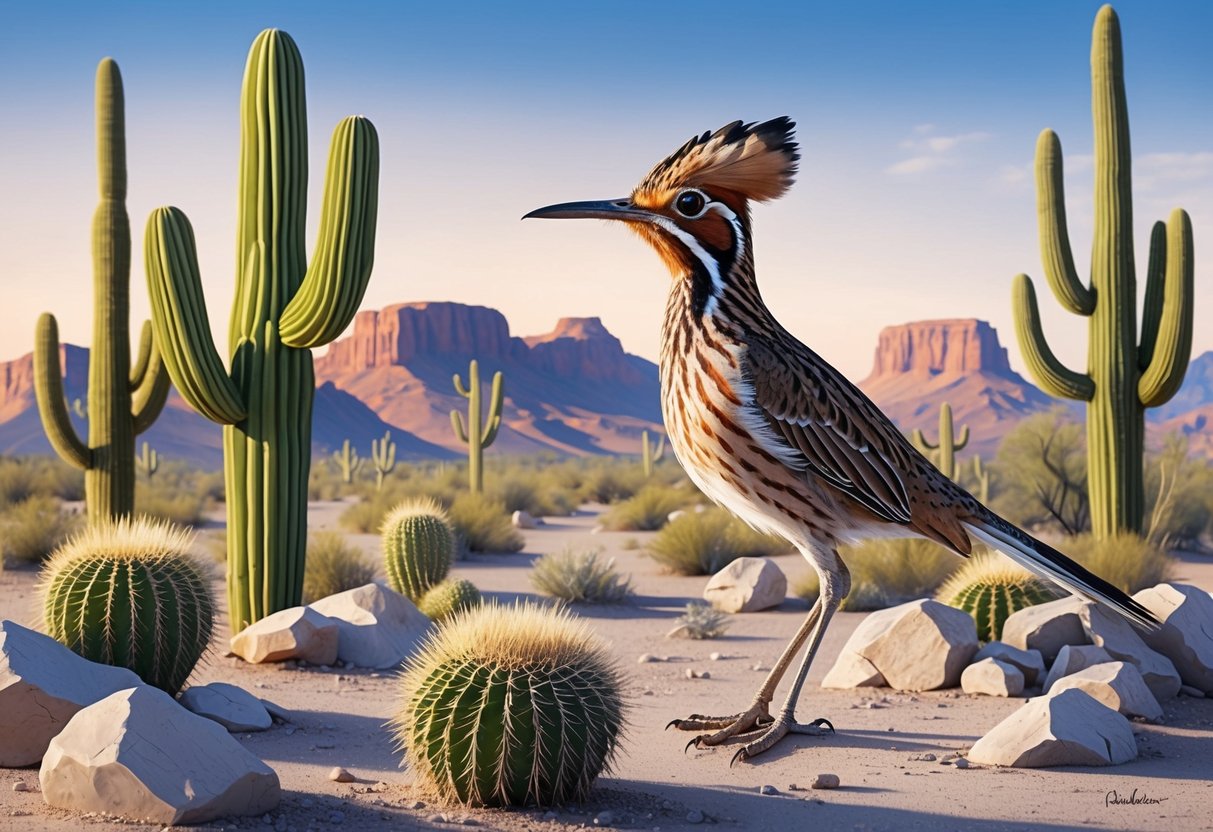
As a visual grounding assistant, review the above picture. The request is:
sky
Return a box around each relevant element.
[0,0,1209,381]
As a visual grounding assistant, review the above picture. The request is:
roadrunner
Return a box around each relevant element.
[524,117,1157,765]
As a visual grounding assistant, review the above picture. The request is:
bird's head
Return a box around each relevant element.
[525,117,799,278]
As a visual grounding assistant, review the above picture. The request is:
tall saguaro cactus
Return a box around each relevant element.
[911,402,969,480]
[450,360,503,494]
[371,431,397,491]
[144,30,379,631]
[641,430,665,478]
[1011,6,1193,539]
[332,439,363,484]
[34,59,170,524]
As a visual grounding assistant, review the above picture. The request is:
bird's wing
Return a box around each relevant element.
[744,337,914,525]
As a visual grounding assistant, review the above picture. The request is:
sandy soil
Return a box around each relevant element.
[2,502,1212,832]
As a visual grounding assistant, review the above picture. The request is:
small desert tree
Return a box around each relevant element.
[993,409,1089,536]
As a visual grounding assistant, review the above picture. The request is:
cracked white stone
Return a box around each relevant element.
[1001,597,1089,663]
[1079,603,1181,702]
[961,658,1025,697]
[308,583,432,669]
[968,688,1137,767]
[972,642,1046,687]
[1042,644,1114,692]
[703,557,787,613]
[180,682,272,732]
[1048,661,1163,722]
[230,606,339,665]
[1133,583,1213,693]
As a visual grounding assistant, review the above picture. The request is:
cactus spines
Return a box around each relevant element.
[383,498,453,600]
[33,59,170,524]
[938,552,1057,642]
[145,30,379,632]
[911,402,969,480]
[136,441,159,480]
[332,439,364,484]
[972,456,991,504]
[418,578,482,622]
[641,430,665,478]
[372,431,397,491]
[1011,6,1194,539]
[394,602,625,807]
[40,517,214,694]
[450,360,503,494]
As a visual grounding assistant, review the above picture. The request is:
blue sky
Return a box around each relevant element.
[1,0,1209,379]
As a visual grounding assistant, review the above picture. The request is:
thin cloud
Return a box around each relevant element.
[887,126,991,176]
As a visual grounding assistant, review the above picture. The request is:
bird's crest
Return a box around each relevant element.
[634,117,799,206]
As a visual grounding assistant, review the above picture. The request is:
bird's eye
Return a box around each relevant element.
[674,189,707,218]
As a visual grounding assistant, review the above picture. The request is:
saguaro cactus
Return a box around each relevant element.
[332,439,363,484]
[450,360,503,494]
[136,441,159,480]
[641,430,665,478]
[1011,6,1193,539]
[372,430,397,491]
[911,402,969,480]
[34,59,170,524]
[972,456,991,504]
[145,30,379,631]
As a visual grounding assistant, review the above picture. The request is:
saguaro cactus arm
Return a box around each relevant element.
[450,410,468,443]
[130,322,170,435]
[33,313,91,469]
[279,117,380,349]
[1035,129,1096,316]
[145,207,247,425]
[1011,274,1096,401]
[482,371,504,446]
[1138,209,1194,407]
[911,428,937,451]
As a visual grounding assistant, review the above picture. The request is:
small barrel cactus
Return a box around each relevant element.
[937,551,1057,642]
[417,578,481,622]
[40,517,214,694]
[382,498,453,600]
[394,602,625,807]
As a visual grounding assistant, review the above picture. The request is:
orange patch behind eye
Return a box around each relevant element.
[688,211,732,251]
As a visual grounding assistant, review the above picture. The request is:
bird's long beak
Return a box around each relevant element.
[523,198,652,222]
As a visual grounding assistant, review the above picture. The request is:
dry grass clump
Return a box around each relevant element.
[601,485,692,531]
[530,548,633,604]
[447,493,525,553]
[795,537,959,611]
[135,483,208,527]
[0,495,81,565]
[302,531,377,603]
[1060,532,1175,594]
[667,602,730,639]
[647,508,790,575]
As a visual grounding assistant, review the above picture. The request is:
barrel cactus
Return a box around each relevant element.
[417,578,481,622]
[394,602,625,807]
[937,551,1057,642]
[382,498,453,600]
[40,517,214,694]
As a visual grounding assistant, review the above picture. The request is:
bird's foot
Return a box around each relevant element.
[666,700,773,749]
[729,714,834,766]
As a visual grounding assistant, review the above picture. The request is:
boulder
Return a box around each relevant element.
[821,599,977,691]
[820,651,886,689]
[967,688,1137,768]
[1000,596,1089,663]
[1049,661,1163,722]
[40,686,280,824]
[229,606,339,665]
[511,510,540,530]
[1042,644,1114,692]
[0,620,143,767]
[961,658,1024,697]
[972,642,1046,687]
[1133,583,1213,693]
[703,558,787,613]
[180,682,273,732]
[1079,603,1181,702]
[308,583,432,669]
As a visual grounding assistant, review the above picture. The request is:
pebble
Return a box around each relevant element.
[708,652,722,661]
[686,810,705,824]
[751,663,765,672]
[661,800,674,811]
[787,783,805,791]
[594,810,616,825]
[300,798,315,809]
[811,773,840,790]
[638,654,660,664]
[759,784,778,795]
[329,766,356,783]
[699,671,711,680]
[954,758,970,769]
[407,800,426,810]
[11,782,28,792]
[910,753,937,762]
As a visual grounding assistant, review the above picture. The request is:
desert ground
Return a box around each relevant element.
[2,502,1211,832]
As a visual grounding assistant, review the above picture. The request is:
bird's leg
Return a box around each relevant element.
[668,598,821,744]
[730,565,849,765]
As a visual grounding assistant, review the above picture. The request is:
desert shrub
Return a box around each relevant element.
[530,548,633,603]
[302,531,377,603]
[447,493,524,553]
[831,538,959,611]
[28,458,86,502]
[0,496,80,565]
[488,473,576,518]
[134,483,208,527]
[0,458,39,506]
[1060,532,1174,594]
[1144,433,1213,550]
[646,508,788,575]
[602,485,694,531]
[668,602,730,639]
[991,409,1089,535]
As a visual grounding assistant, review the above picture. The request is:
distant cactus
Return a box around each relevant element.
[417,578,481,622]
[371,431,397,491]
[332,439,364,484]
[912,402,969,480]
[641,430,665,478]
[972,456,991,503]
[71,398,88,421]
[135,441,159,480]
[450,360,503,494]
[394,602,625,807]
[1011,6,1194,539]
[382,498,453,600]
[937,551,1056,642]
[40,518,213,693]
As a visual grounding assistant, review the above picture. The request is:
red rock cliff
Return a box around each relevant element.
[863,319,1013,381]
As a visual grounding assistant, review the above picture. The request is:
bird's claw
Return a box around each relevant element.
[685,737,702,754]
[665,719,682,731]
[729,747,749,768]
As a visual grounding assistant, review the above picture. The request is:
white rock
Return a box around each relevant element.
[967,688,1137,767]
[1048,661,1163,722]
[972,642,1046,687]
[1133,583,1213,693]
[309,583,432,670]
[180,682,273,732]
[823,599,977,691]
[0,620,143,767]
[511,510,539,530]
[702,557,786,613]
[1079,603,1181,702]
[229,606,339,665]
[961,658,1024,697]
[40,686,280,824]
[821,651,887,688]
[1042,644,1114,692]
[1000,596,1089,663]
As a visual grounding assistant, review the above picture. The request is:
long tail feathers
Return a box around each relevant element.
[962,515,1159,632]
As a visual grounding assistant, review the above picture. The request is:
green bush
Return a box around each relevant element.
[488,473,576,518]
[0,496,81,565]
[668,602,730,639]
[646,507,789,575]
[302,531,377,603]
[0,458,39,506]
[602,485,694,531]
[530,549,633,603]
[797,538,959,611]
[135,483,208,527]
[447,493,524,553]
[1060,532,1174,594]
